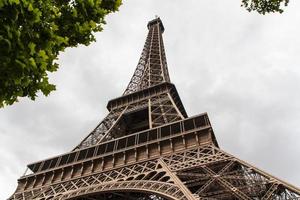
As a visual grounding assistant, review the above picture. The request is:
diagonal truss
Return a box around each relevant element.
[164,146,300,200]
[74,83,186,150]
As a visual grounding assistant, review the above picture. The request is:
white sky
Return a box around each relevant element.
[1,0,300,199]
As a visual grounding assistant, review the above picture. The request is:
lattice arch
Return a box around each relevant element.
[41,181,187,200]
[37,180,187,200]
[72,191,170,200]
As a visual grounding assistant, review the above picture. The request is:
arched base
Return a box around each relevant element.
[72,191,167,200]
[49,181,186,200]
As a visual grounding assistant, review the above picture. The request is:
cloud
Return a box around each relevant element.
[1,0,300,199]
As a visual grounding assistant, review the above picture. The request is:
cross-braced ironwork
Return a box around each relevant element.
[124,18,170,95]
[10,17,300,200]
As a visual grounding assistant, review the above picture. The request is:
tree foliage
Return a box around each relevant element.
[241,0,289,14]
[0,0,121,107]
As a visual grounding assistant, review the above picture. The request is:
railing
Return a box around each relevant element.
[27,113,212,174]
[107,82,187,118]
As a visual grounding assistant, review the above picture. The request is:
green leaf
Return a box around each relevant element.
[89,20,96,29]
[15,59,26,69]
[28,57,37,69]
[28,3,33,11]
[38,50,48,60]
[87,0,94,7]
[28,42,36,55]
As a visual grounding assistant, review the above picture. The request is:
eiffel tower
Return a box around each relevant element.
[10,17,300,200]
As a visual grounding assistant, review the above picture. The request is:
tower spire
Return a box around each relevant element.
[124,17,170,95]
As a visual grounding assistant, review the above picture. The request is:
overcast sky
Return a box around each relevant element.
[1,0,300,199]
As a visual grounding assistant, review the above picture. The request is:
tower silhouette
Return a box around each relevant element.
[10,17,300,200]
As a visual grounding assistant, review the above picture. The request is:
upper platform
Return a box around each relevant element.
[147,17,165,33]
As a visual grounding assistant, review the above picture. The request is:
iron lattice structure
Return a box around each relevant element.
[10,18,300,200]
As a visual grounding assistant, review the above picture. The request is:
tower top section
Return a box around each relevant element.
[147,17,165,33]
[124,17,170,95]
